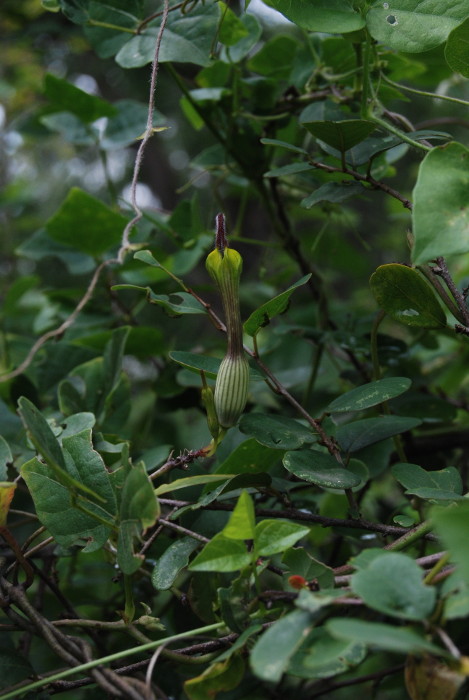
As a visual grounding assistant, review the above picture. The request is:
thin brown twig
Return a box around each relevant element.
[308,158,412,210]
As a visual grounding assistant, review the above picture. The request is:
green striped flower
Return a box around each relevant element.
[206,214,249,429]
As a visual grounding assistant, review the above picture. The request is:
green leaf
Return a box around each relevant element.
[283,449,361,489]
[301,182,365,209]
[445,17,469,77]
[239,413,316,450]
[46,188,129,256]
[261,0,366,33]
[223,491,256,540]
[250,610,314,681]
[21,430,117,551]
[116,3,220,68]
[40,112,98,145]
[83,3,140,58]
[255,520,310,556]
[44,73,116,122]
[327,619,444,655]
[247,35,299,79]
[152,537,199,590]
[184,656,244,700]
[117,462,160,574]
[282,549,334,588]
[351,552,436,620]
[214,438,281,475]
[303,120,376,152]
[336,416,421,453]
[367,0,468,53]
[154,474,235,496]
[288,627,366,679]
[370,264,446,328]
[412,143,469,263]
[243,275,312,336]
[392,463,463,501]
[432,501,469,584]
[18,397,97,498]
[260,137,308,154]
[327,377,412,413]
[0,437,13,482]
[188,533,252,572]
[218,2,249,46]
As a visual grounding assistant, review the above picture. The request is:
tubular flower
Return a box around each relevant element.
[206,214,249,429]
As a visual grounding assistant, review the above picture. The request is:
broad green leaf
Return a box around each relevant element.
[327,377,412,413]
[218,2,249,46]
[336,416,421,453]
[116,3,220,68]
[46,188,129,256]
[184,656,244,700]
[214,438,281,475]
[152,537,199,590]
[40,112,98,145]
[117,462,160,574]
[154,474,235,496]
[367,0,468,53]
[303,120,376,152]
[169,351,220,379]
[0,437,12,481]
[44,73,116,122]
[255,520,310,556]
[239,413,317,450]
[412,143,469,263]
[244,275,311,336]
[42,0,60,10]
[432,501,469,584]
[16,228,95,275]
[301,182,365,209]
[250,610,314,681]
[392,463,463,501]
[288,627,366,679]
[282,548,334,588]
[115,284,206,316]
[223,491,256,540]
[21,429,118,552]
[188,533,252,572]
[220,12,262,63]
[18,397,97,498]
[83,3,140,58]
[283,449,361,489]
[445,17,469,77]
[351,552,436,620]
[261,0,366,33]
[327,619,444,655]
[370,264,446,328]
[247,35,298,79]
[62,430,117,515]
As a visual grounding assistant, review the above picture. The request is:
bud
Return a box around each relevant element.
[206,214,249,429]
[201,384,220,439]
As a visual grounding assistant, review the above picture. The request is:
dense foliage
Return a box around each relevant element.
[2,0,469,698]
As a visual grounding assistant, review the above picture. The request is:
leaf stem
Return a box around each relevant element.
[381,74,469,108]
